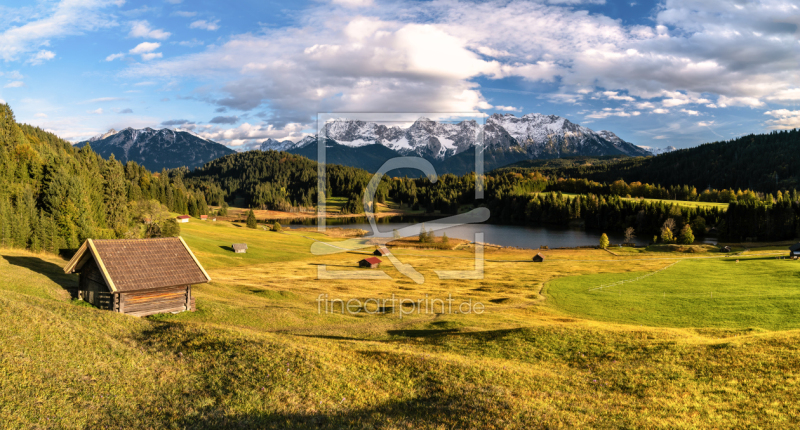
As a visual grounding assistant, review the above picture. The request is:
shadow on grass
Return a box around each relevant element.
[2,255,77,291]
[219,245,234,252]
[121,321,529,429]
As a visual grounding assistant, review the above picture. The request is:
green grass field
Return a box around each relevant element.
[620,196,730,209]
[1,218,799,428]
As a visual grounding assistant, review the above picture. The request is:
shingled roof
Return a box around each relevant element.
[64,237,211,292]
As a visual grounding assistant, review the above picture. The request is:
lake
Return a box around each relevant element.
[284,216,716,249]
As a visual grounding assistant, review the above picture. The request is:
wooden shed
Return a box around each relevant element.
[789,243,800,259]
[63,238,211,317]
[200,215,208,221]
[177,215,191,223]
[532,253,545,262]
[373,246,391,257]
[232,243,248,253]
[359,257,382,269]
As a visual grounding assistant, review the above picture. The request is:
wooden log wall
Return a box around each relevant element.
[120,285,190,317]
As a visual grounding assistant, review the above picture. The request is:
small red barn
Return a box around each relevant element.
[177,215,191,223]
[373,246,391,257]
[359,257,382,269]
[200,215,208,221]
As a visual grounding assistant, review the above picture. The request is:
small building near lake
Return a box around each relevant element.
[373,247,391,257]
[532,253,545,262]
[789,243,800,259]
[359,257,382,269]
[232,243,248,254]
[63,237,211,317]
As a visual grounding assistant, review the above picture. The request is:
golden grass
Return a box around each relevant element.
[1,220,799,428]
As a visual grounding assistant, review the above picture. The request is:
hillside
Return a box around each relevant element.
[3,217,800,427]
[77,128,236,171]
[497,129,800,193]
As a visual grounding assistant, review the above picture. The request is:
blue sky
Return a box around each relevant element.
[1,0,799,152]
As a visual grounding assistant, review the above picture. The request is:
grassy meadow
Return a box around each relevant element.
[1,217,800,428]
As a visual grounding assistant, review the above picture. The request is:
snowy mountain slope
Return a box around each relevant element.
[77,127,236,171]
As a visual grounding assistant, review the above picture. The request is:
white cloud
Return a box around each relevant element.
[130,42,160,54]
[172,11,197,18]
[0,99,5,105]
[34,113,47,118]
[28,50,55,65]
[652,108,669,114]
[129,20,171,40]
[4,81,24,88]
[332,0,374,7]
[189,20,220,31]
[680,108,700,116]
[121,0,800,130]
[193,121,309,148]
[87,108,103,114]
[586,108,640,119]
[493,105,521,112]
[106,52,125,61]
[141,52,163,61]
[0,0,121,62]
[602,91,635,102]
[764,109,800,129]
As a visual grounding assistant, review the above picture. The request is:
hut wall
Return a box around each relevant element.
[119,285,191,317]
[77,260,114,310]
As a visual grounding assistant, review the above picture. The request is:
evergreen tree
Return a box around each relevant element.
[246,209,257,229]
[599,233,609,249]
[272,221,282,232]
[678,224,694,244]
[161,219,181,237]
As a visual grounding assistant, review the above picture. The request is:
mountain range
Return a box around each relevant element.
[77,113,652,174]
[261,113,650,174]
[77,128,235,171]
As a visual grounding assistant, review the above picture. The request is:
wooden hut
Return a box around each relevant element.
[789,243,800,259]
[177,215,191,223]
[373,246,391,257]
[359,257,382,269]
[200,215,208,221]
[532,253,545,262]
[63,238,211,317]
[232,243,248,254]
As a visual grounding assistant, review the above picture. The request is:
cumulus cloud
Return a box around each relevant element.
[129,20,171,40]
[0,0,121,62]
[4,81,24,88]
[28,50,55,65]
[764,109,800,129]
[87,108,103,114]
[106,52,125,61]
[193,122,308,148]
[119,0,800,138]
[494,105,521,112]
[130,42,160,54]
[189,20,220,31]
[680,109,700,116]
